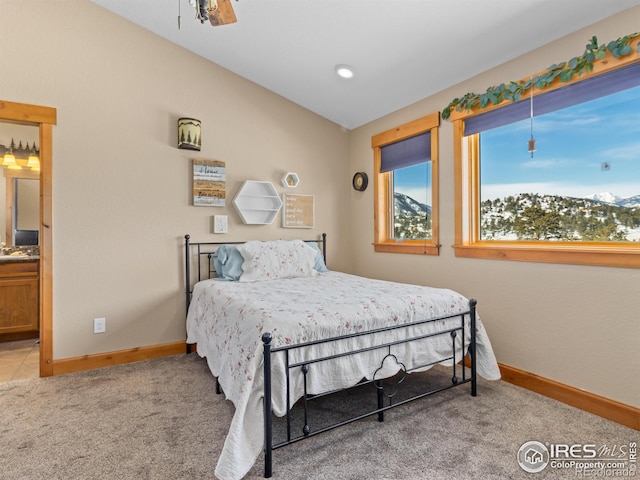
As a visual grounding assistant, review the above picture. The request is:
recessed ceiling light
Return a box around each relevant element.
[335,64,355,79]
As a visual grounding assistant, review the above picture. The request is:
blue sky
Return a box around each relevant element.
[480,85,640,201]
[394,162,431,205]
[394,85,640,206]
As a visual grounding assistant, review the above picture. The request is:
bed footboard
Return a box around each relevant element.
[262,299,478,478]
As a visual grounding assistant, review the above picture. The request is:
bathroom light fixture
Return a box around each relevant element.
[335,64,355,79]
[2,150,17,167]
[2,139,19,169]
[27,144,40,171]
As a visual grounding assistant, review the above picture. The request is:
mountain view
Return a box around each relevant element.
[394,192,640,242]
[393,193,432,239]
[481,192,640,242]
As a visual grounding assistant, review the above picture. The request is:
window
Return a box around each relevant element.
[392,162,432,240]
[372,112,440,255]
[452,56,640,268]
[480,85,639,242]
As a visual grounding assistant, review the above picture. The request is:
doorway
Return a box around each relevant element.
[0,100,56,378]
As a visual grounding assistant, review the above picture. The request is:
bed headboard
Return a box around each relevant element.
[184,233,327,314]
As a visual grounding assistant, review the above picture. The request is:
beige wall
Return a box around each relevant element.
[2,1,350,358]
[2,1,638,408]
[349,7,640,407]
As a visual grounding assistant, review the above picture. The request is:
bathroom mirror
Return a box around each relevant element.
[15,178,40,245]
[1,123,40,246]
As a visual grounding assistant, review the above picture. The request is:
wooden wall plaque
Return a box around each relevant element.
[193,159,225,207]
[282,193,314,228]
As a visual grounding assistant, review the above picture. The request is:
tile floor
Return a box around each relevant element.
[0,339,40,382]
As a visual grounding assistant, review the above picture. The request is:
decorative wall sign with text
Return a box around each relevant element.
[282,193,314,228]
[193,158,225,206]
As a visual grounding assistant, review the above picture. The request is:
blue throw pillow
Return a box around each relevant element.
[215,245,245,281]
[307,242,329,272]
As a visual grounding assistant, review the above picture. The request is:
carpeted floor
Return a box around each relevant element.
[0,354,636,480]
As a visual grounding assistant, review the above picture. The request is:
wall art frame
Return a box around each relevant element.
[282,193,314,228]
[193,158,225,207]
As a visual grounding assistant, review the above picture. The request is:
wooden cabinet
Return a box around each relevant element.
[0,260,39,334]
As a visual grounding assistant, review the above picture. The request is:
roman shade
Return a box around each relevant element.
[380,131,431,173]
[464,61,640,135]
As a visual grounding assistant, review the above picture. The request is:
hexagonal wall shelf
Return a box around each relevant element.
[232,180,283,224]
[281,172,300,188]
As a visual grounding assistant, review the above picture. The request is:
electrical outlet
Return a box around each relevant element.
[93,317,106,334]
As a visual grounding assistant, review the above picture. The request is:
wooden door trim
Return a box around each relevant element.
[0,99,56,377]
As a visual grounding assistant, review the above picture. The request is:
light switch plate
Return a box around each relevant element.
[94,317,106,334]
[214,215,228,234]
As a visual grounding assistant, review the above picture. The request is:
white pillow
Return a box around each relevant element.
[237,240,319,282]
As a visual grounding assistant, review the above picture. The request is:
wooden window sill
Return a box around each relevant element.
[453,243,640,268]
[374,242,439,255]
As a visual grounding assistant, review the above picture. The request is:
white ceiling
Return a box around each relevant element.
[91,0,640,129]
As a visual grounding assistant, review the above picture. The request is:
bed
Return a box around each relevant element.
[184,234,500,480]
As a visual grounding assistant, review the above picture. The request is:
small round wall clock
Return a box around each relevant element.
[352,172,368,191]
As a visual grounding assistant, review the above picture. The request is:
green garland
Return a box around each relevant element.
[441,33,640,120]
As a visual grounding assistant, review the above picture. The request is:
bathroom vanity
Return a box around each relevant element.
[0,257,39,335]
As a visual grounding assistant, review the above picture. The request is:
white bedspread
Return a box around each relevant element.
[186,271,500,480]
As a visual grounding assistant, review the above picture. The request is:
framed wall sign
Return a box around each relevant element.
[282,193,314,228]
[193,158,226,206]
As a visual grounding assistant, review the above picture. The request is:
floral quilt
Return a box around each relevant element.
[186,271,500,480]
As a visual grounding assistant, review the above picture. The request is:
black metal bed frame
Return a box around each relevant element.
[184,234,477,478]
[184,233,326,319]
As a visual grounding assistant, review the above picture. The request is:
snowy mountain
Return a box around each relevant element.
[393,190,640,241]
[584,192,640,208]
[480,192,640,242]
[394,192,431,216]
[584,192,622,204]
[393,193,432,239]
[616,195,640,208]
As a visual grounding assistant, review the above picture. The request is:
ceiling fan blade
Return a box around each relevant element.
[208,0,237,26]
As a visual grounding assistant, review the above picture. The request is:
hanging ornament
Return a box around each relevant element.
[528,137,536,157]
[528,76,536,158]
